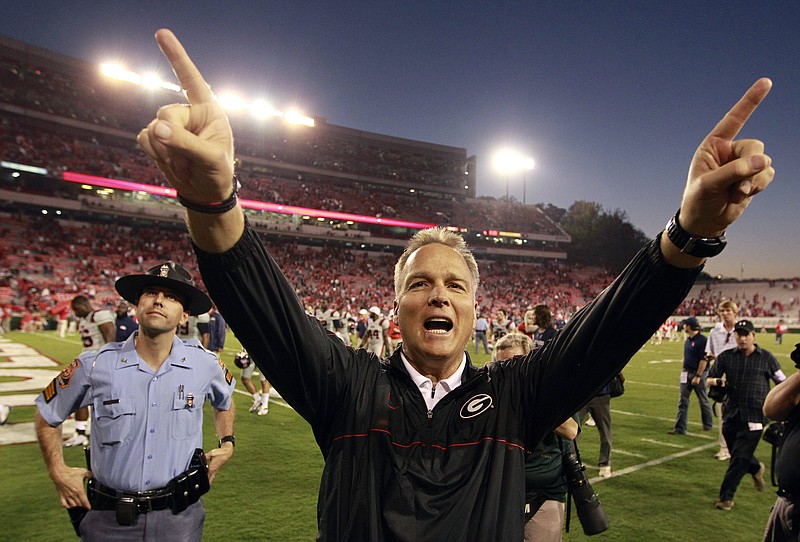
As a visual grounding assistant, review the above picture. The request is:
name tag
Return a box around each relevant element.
[748,422,764,432]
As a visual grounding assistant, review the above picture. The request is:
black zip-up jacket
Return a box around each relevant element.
[195,222,701,541]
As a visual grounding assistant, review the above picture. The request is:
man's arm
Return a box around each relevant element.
[205,404,235,483]
[99,321,116,345]
[35,411,92,509]
[763,371,800,421]
[553,418,579,440]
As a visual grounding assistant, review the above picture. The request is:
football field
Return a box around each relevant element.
[1,330,796,541]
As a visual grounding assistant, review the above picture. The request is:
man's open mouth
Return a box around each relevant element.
[424,317,453,333]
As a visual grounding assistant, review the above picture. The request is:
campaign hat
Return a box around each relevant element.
[115,261,212,316]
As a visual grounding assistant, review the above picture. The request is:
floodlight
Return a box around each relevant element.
[493,149,523,174]
[218,92,247,111]
[284,111,315,127]
[251,100,282,120]
[101,63,140,85]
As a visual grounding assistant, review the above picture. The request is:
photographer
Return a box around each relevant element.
[761,343,800,541]
[494,333,579,541]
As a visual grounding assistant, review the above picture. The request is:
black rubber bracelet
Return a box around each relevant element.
[177,176,240,214]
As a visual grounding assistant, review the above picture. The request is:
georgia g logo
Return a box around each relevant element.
[460,394,493,419]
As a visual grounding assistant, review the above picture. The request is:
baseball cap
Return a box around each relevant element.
[734,319,755,334]
[359,308,369,316]
[682,317,701,330]
[369,306,381,316]
[115,261,212,316]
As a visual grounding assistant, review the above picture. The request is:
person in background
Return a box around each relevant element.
[775,319,788,345]
[531,304,558,351]
[66,295,116,448]
[208,304,226,356]
[35,261,235,540]
[495,332,578,542]
[761,343,800,541]
[474,312,489,354]
[706,300,740,461]
[114,300,138,342]
[237,349,271,416]
[669,317,713,435]
[709,319,786,511]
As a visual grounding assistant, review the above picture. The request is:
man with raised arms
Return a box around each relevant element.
[138,29,774,541]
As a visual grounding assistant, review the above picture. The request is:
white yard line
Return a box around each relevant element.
[589,442,718,483]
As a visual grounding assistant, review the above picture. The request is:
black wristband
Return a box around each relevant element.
[665,209,727,258]
[177,176,241,214]
[218,435,235,448]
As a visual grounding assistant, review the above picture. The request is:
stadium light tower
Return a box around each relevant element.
[492,149,534,202]
[521,157,535,205]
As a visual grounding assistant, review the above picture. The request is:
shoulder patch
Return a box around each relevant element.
[217,358,233,386]
[56,358,80,389]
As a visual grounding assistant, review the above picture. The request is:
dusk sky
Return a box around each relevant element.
[2,2,798,279]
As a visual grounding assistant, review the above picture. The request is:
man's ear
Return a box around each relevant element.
[179,312,189,326]
[393,300,399,323]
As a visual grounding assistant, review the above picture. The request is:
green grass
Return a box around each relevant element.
[1,330,797,540]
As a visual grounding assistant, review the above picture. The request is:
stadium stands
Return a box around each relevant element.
[0,35,796,331]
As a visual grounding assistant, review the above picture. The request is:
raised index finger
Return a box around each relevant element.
[155,28,214,104]
[708,77,772,141]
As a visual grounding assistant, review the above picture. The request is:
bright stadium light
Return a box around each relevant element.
[284,110,315,127]
[141,72,162,89]
[493,149,535,202]
[101,63,141,85]
[141,72,181,93]
[218,92,247,111]
[251,100,282,120]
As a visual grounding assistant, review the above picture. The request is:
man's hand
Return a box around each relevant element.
[680,78,774,238]
[50,465,92,509]
[205,446,233,484]
[137,29,234,204]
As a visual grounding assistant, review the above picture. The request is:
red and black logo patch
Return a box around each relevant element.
[56,359,81,389]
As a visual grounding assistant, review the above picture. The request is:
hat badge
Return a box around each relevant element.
[159,264,170,278]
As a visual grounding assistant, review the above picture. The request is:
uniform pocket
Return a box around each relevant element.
[172,391,202,440]
[92,397,136,446]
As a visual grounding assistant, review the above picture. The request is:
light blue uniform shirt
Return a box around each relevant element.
[36,333,234,492]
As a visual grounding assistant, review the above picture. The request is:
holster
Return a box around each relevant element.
[168,448,210,514]
[67,445,92,536]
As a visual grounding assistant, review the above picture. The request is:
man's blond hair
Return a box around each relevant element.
[718,300,738,313]
[394,227,480,297]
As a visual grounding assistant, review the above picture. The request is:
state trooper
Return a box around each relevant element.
[35,261,236,541]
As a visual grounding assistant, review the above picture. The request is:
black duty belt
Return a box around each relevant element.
[89,481,173,513]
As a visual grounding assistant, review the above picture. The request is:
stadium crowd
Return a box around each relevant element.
[0,211,605,328]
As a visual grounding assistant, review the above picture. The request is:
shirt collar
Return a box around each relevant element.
[400,351,467,393]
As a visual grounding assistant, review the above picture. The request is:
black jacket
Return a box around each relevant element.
[195,222,700,541]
